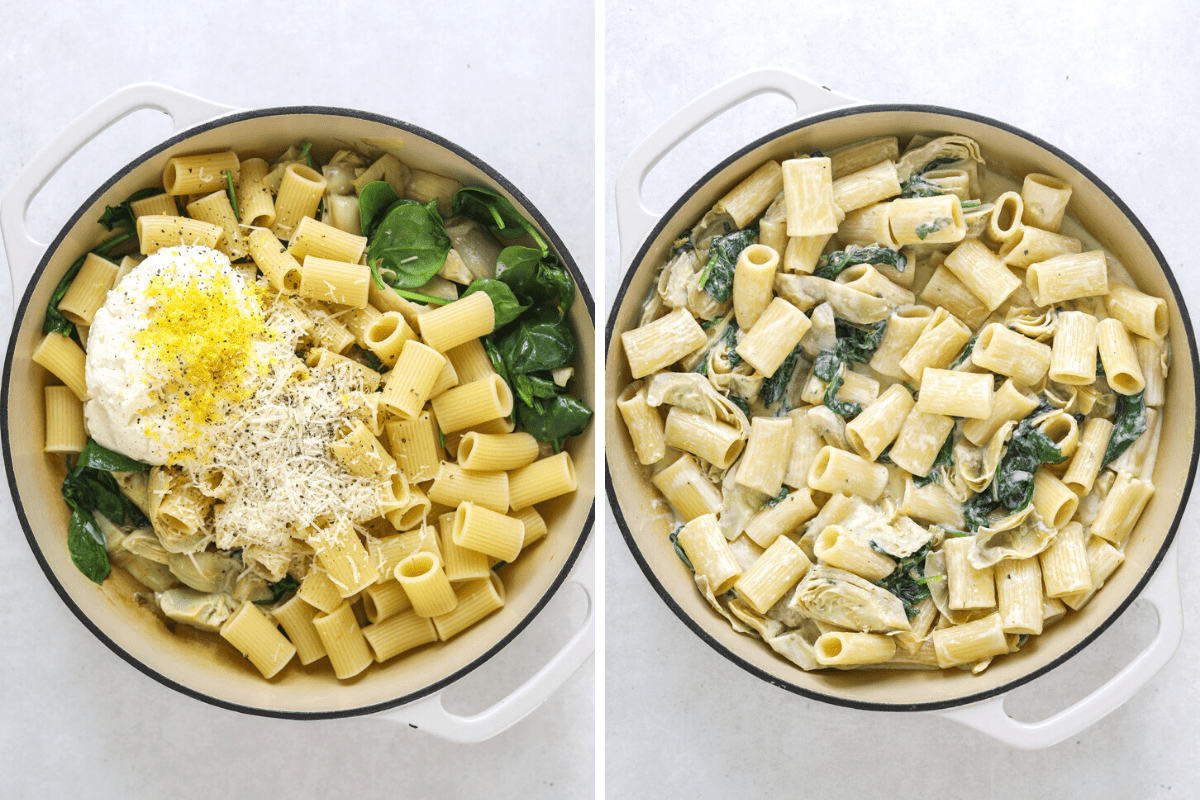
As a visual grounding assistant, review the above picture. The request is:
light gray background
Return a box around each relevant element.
[605,2,1200,797]
[0,2,595,798]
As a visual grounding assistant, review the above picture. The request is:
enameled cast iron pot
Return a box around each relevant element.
[605,70,1195,749]
[1,83,595,740]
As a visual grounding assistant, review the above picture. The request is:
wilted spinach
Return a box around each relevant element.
[873,541,936,619]
[255,575,300,605]
[60,439,151,584]
[97,187,164,231]
[814,245,907,280]
[758,342,804,407]
[961,404,1067,529]
[697,226,757,302]
[812,319,888,419]
[913,432,954,487]
[899,174,946,199]
[1102,391,1147,468]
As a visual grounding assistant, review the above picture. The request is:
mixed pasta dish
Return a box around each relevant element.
[35,139,590,680]
[618,134,1166,673]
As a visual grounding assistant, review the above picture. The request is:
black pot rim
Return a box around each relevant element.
[3,104,595,720]
[605,101,1199,713]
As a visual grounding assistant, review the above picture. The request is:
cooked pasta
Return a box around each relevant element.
[618,131,1168,676]
[38,138,591,683]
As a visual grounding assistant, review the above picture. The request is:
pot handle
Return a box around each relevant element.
[0,82,237,308]
[615,68,860,268]
[934,544,1182,749]
[378,536,595,742]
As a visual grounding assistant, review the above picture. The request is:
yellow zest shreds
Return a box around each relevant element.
[132,256,273,460]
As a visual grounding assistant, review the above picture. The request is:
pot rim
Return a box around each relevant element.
[605,101,1199,712]
[3,104,596,720]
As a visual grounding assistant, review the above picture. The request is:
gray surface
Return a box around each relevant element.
[604,1,1200,797]
[0,2,594,798]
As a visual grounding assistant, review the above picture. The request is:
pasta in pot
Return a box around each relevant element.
[36,139,591,681]
[619,133,1168,674]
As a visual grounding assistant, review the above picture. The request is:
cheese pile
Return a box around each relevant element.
[84,245,386,577]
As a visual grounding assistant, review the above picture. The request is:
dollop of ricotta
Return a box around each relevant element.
[84,245,271,465]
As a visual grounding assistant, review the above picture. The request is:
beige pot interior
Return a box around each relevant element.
[6,110,595,716]
[606,107,1195,709]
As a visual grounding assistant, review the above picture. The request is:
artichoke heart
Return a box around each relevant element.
[789,565,911,633]
[969,504,1056,569]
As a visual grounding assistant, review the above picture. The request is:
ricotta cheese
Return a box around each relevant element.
[85,245,270,465]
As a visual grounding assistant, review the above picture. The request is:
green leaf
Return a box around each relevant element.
[899,174,946,199]
[68,508,110,585]
[496,247,575,311]
[76,438,150,473]
[496,306,577,375]
[366,198,451,289]
[254,575,299,605]
[913,432,954,487]
[1102,391,1147,468]
[873,541,933,619]
[697,227,756,302]
[357,181,403,239]
[97,187,162,232]
[814,246,907,280]
[758,343,804,407]
[451,186,547,253]
[515,394,593,445]
[462,279,531,328]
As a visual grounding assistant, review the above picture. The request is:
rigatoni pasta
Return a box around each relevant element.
[618,130,1170,677]
[37,138,591,686]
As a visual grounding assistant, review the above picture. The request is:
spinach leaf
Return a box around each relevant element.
[670,527,695,572]
[462,279,530,328]
[697,226,757,302]
[833,318,888,365]
[358,180,403,238]
[68,508,110,585]
[766,487,790,507]
[873,541,934,619]
[496,247,575,311]
[254,575,299,605]
[992,414,1066,511]
[495,306,577,374]
[913,432,954,487]
[962,492,1002,531]
[813,350,861,418]
[77,438,151,473]
[515,394,593,452]
[98,188,164,232]
[949,334,979,370]
[899,174,946,199]
[513,372,563,406]
[814,246,908,280]
[693,320,740,377]
[451,186,548,252]
[366,198,451,289]
[962,405,1067,529]
[915,218,952,240]
[1102,391,1147,468]
[729,395,752,417]
[758,343,804,407]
